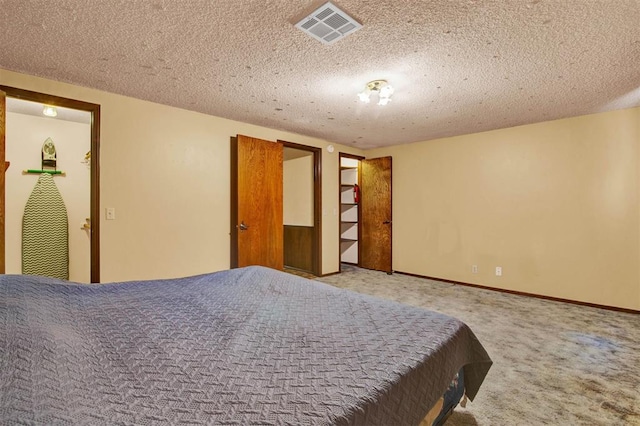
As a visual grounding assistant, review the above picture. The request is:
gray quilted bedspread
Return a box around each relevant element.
[1,266,492,425]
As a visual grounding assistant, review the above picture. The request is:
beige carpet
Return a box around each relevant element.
[317,265,640,425]
[283,267,317,280]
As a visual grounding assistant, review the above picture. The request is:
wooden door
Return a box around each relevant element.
[0,90,5,273]
[360,156,392,273]
[231,135,283,270]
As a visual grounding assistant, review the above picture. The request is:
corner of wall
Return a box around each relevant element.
[636,107,640,309]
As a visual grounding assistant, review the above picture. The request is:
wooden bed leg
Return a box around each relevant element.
[419,397,444,426]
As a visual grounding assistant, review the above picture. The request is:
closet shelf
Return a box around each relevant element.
[340,157,360,265]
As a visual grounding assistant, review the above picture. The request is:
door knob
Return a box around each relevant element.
[239,221,249,231]
[383,220,391,224]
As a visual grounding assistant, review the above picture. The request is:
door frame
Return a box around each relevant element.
[279,140,322,276]
[338,152,365,272]
[0,85,101,282]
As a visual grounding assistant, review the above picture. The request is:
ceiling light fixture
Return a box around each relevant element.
[42,105,58,117]
[358,80,394,106]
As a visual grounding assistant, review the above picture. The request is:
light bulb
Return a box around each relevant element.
[379,85,394,98]
[42,105,57,117]
[358,91,371,103]
[359,80,394,106]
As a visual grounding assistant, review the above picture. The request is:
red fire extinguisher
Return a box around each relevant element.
[353,184,360,204]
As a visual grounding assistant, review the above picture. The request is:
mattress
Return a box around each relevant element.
[0,266,492,425]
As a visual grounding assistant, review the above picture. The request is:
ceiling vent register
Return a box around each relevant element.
[295,2,362,45]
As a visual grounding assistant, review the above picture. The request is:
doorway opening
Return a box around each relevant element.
[338,153,393,274]
[339,153,364,271]
[281,141,322,277]
[0,86,101,282]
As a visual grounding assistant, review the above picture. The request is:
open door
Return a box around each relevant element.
[0,86,100,282]
[0,90,5,273]
[230,134,284,270]
[360,156,392,273]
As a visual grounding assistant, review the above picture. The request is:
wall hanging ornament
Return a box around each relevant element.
[41,137,57,170]
[23,138,65,176]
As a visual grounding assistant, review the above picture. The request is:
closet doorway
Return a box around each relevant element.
[339,153,392,273]
[281,141,321,277]
[0,86,100,282]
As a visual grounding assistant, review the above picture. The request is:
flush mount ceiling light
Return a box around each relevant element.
[42,105,57,117]
[295,1,362,45]
[358,80,394,106]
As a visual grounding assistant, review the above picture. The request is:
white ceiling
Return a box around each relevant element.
[1,0,639,149]
[6,97,91,124]
[284,147,313,161]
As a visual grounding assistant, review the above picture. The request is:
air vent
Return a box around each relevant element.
[295,2,362,45]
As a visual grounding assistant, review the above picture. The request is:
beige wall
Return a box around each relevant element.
[283,154,314,226]
[1,69,364,280]
[6,111,91,282]
[4,69,638,310]
[369,107,640,310]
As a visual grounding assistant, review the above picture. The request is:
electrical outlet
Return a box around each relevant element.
[495,266,502,276]
[472,265,478,273]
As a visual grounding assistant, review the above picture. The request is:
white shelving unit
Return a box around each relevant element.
[340,157,359,264]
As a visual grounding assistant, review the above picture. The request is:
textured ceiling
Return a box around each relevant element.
[1,0,639,149]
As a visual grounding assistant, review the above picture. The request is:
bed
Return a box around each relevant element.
[1,266,492,425]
